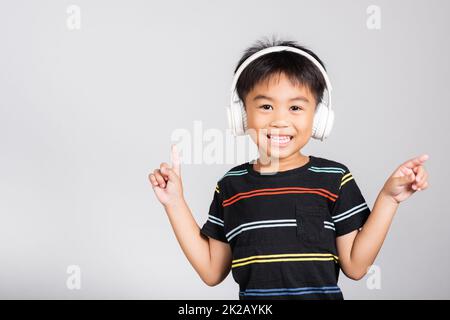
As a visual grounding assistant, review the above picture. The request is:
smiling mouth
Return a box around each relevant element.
[266,134,294,146]
[266,134,293,140]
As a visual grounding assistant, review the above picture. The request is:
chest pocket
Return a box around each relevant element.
[295,201,329,243]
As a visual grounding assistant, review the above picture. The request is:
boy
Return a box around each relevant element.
[148,38,429,300]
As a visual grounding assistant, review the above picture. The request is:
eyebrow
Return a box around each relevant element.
[252,94,310,103]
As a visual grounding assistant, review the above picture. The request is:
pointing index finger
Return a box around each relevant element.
[402,154,429,169]
[171,144,181,176]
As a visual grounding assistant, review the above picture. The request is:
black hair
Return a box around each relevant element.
[234,36,327,107]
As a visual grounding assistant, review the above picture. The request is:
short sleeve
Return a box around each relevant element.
[200,183,228,243]
[331,166,371,237]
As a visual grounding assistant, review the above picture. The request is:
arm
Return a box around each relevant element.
[164,198,232,286]
[336,191,398,280]
[149,144,232,286]
[337,154,429,280]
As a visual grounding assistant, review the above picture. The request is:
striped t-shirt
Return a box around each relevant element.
[200,155,371,300]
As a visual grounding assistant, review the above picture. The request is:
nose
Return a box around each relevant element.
[270,117,290,128]
[269,107,291,128]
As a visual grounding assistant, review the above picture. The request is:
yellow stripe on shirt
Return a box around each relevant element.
[232,253,339,268]
[340,173,353,189]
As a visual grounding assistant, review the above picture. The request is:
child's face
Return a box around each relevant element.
[244,72,316,161]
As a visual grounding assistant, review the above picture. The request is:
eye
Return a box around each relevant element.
[259,104,273,111]
[290,106,303,111]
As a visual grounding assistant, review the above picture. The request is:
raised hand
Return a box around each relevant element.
[381,154,429,204]
[148,144,184,207]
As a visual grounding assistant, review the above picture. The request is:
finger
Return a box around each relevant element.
[149,173,159,187]
[153,169,166,188]
[420,172,429,184]
[412,168,427,187]
[398,170,416,186]
[171,144,181,176]
[416,169,428,185]
[413,171,428,189]
[416,175,428,189]
[162,166,179,182]
[400,166,414,176]
[419,181,429,191]
[401,154,429,169]
[160,162,171,181]
[414,166,425,183]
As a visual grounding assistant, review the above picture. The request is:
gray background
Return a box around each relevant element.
[0,0,449,299]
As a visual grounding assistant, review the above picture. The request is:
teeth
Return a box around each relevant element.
[269,135,291,143]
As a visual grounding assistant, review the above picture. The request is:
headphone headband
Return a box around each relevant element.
[230,46,332,109]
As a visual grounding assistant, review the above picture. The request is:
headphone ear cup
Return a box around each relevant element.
[312,102,334,141]
[240,101,248,134]
[322,108,334,140]
[227,100,246,136]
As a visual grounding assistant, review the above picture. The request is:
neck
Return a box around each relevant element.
[254,152,309,173]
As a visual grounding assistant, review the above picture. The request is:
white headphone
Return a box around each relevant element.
[227,45,334,141]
